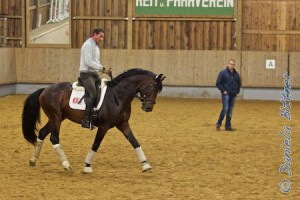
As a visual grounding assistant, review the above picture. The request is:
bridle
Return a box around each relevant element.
[135,82,158,104]
[108,73,158,104]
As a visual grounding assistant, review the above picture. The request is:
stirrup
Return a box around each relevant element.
[82,120,94,130]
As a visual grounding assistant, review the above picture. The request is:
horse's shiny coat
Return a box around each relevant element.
[22,68,165,172]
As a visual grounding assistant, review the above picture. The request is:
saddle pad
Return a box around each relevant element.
[69,79,108,111]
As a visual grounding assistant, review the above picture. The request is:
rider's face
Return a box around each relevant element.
[93,32,104,43]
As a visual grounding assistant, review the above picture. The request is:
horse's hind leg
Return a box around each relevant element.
[117,122,152,173]
[29,122,52,166]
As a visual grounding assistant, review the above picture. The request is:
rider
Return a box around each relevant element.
[79,28,111,129]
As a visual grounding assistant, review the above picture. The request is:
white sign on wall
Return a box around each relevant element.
[266,59,276,69]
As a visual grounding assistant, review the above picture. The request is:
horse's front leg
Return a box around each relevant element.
[117,122,152,173]
[83,127,107,174]
[50,122,72,171]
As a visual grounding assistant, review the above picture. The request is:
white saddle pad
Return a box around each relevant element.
[69,79,108,110]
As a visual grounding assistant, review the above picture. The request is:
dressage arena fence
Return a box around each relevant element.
[0,48,300,89]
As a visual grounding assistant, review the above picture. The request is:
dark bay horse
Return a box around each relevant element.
[22,68,165,173]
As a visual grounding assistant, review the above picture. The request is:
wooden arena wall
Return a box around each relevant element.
[242,0,300,52]
[1,48,299,88]
[70,0,300,51]
[0,48,16,85]
[1,0,300,51]
[14,48,240,86]
[1,1,300,88]
[70,0,236,50]
[0,0,23,47]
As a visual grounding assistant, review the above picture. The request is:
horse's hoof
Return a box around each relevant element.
[29,159,36,166]
[143,168,152,173]
[83,167,93,174]
[64,165,73,171]
[62,161,72,171]
[142,163,152,173]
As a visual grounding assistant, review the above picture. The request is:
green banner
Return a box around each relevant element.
[135,0,234,16]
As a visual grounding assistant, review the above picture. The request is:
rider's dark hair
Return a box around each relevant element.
[92,28,104,36]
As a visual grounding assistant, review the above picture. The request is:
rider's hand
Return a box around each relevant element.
[102,67,112,75]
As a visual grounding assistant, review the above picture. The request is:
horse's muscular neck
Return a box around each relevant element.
[116,75,151,99]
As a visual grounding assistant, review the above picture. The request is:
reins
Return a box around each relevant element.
[107,72,146,103]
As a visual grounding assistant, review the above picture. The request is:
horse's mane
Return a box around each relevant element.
[106,68,156,87]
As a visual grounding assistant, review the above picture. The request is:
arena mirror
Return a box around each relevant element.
[26,0,70,47]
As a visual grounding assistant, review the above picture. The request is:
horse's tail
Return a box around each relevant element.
[22,88,45,146]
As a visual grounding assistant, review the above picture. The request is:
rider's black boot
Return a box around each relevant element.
[82,98,94,130]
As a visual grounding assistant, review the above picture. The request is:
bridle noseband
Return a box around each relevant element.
[135,82,158,104]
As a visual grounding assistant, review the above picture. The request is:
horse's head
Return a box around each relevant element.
[138,74,166,112]
[106,68,166,112]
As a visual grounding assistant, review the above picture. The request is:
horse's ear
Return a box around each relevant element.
[156,74,166,82]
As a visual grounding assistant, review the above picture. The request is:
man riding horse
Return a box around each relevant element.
[79,28,111,129]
